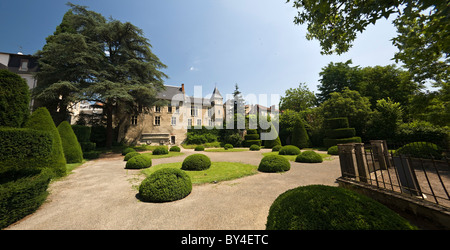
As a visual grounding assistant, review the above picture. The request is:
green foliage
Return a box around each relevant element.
[323,117,349,130]
[0,69,30,127]
[266,185,416,230]
[181,154,211,171]
[246,129,258,134]
[280,82,317,112]
[221,133,243,147]
[367,98,403,141]
[83,150,101,160]
[79,142,96,152]
[272,145,282,152]
[124,151,140,161]
[249,144,260,151]
[243,140,262,147]
[258,155,291,173]
[243,129,262,148]
[327,146,339,155]
[279,145,301,155]
[395,142,444,160]
[71,125,91,143]
[325,128,356,139]
[295,151,323,163]
[323,117,361,148]
[122,147,136,156]
[125,155,152,169]
[224,144,233,150]
[395,121,449,150]
[194,145,205,151]
[323,137,362,149]
[57,121,83,163]
[152,146,169,155]
[244,134,259,140]
[291,117,310,149]
[139,168,192,203]
[169,146,181,152]
[0,168,52,229]
[24,107,66,177]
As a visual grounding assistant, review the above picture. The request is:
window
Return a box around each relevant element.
[131,116,138,125]
[171,117,176,126]
[155,106,161,113]
[191,105,198,117]
[208,119,213,127]
[19,59,28,71]
[197,119,202,126]
[208,108,213,117]
[175,106,180,114]
[168,104,172,113]
[154,116,161,126]
[188,119,192,127]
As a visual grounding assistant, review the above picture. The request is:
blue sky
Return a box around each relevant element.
[0,0,400,106]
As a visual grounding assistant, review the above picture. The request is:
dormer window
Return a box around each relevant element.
[19,59,28,71]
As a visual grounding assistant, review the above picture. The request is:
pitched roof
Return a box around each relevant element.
[156,85,184,100]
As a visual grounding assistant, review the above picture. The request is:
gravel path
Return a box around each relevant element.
[6,149,341,230]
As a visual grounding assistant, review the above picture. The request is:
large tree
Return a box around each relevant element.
[279,82,317,112]
[287,0,449,84]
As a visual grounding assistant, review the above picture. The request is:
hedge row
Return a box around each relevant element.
[323,137,362,148]
[323,117,361,148]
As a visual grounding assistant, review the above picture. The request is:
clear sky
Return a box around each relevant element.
[0,0,400,106]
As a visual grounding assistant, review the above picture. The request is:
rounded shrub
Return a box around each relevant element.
[124,151,140,161]
[0,69,30,127]
[125,155,152,169]
[57,121,83,163]
[272,145,282,152]
[194,145,205,151]
[139,168,192,203]
[250,144,260,151]
[395,142,443,159]
[181,154,211,171]
[258,155,290,173]
[152,146,169,155]
[122,147,136,156]
[266,185,417,230]
[224,144,233,150]
[327,145,339,155]
[170,146,181,152]
[278,145,300,155]
[295,150,323,163]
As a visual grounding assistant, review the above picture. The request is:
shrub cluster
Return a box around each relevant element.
[394,142,443,160]
[327,145,339,155]
[224,144,233,150]
[71,125,98,158]
[243,129,262,147]
[139,168,192,202]
[125,155,152,169]
[181,154,211,171]
[258,155,290,173]
[170,146,181,152]
[124,151,140,161]
[250,144,260,151]
[295,151,323,163]
[194,145,205,151]
[152,146,169,155]
[323,117,361,148]
[279,145,300,155]
[122,147,136,156]
[57,121,83,163]
[266,185,416,230]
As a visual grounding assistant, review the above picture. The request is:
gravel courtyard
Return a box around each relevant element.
[6,149,341,230]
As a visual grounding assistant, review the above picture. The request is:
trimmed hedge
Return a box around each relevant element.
[0,128,53,174]
[323,137,362,148]
[272,145,282,152]
[246,129,258,134]
[266,185,416,230]
[57,121,83,163]
[250,144,260,151]
[0,168,52,229]
[292,118,310,149]
[295,150,323,163]
[181,154,211,171]
[139,168,192,202]
[0,69,30,128]
[170,146,181,152]
[244,134,260,140]
[224,144,233,150]
[324,117,349,130]
[279,145,301,155]
[125,155,152,169]
[152,146,169,155]
[71,125,91,143]
[243,140,262,147]
[323,117,361,148]
[24,107,66,177]
[324,128,356,139]
[327,146,339,155]
[194,145,205,151]
[124,151,140,161]
[395,142,443,160]
[258,155,291,173]
[122,147,136,156]
[244,129,261,148]
[83,151,101,160]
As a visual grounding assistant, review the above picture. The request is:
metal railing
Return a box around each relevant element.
[338,141,450,208]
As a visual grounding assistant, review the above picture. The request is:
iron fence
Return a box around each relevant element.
[338,141,450,208]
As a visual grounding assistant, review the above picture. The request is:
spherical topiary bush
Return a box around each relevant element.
[224,144,233,150]
[266,185,417,230]
[122,147,136,156]
[250,144,260,151]
[295,150,323,163]
[125,155,152,169]
[124,151,140,161]
[278,145,301,155]
[272,145,282,152]
[170,146,181,152]
[152,146,169,155]
[139,168,192,202]
[327,145,339,155]
[194,145,205,151]
[181,154,211,171]
[258,155,290,173]
[395,142,443,160]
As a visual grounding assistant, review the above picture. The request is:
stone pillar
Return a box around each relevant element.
[354,143,370,183]
[338,143,357,178]
[370,140,388,170]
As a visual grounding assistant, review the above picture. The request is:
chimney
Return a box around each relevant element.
[181,83,185,93]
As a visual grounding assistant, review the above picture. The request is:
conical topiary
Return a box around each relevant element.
[25,107,66,177]
[57,121,83,163]
[291,118,310,149]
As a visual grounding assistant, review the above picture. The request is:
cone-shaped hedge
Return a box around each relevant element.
[291,118,310,149]
[25,107,66,177]
[0,69,30,127]
[57,121,83,163]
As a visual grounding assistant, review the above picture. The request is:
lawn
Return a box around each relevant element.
[141,161,258,184]
[204,148,249,152]
[262,151,334,161]
[140,151,184,159]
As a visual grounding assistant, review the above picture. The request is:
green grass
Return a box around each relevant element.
[205,148,249,152]
[262,151,334,161]
[141,161,258,184]
[141,151,184,159]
